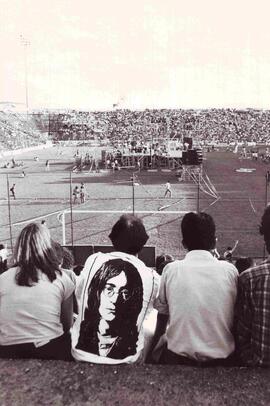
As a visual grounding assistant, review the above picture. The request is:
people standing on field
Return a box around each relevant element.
[10,184,16,200]
[164,181,172,198]
[80,183,87,203]
[73,186,80,204]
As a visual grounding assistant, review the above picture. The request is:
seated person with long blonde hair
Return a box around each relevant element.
[0,223,75,360]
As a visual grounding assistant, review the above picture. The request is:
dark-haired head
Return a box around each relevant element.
[14,222,61,286]
[260,205,270,252]
[181,212,216,251]
[235,257,254,274]
[155,254,174,275]
[109,214,149,255]
[52,241,75,270]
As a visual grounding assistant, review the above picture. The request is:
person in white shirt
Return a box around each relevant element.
[0,244,8,274]
[147,212,238,366]
[0,223,75,360]
[71,214,159,364]
[164,181,172,198]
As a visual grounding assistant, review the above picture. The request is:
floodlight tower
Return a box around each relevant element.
[20,35,30,114]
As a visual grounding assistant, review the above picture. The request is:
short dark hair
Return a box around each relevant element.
[235,257,254,274]
[259,205,270,252]
[155,254,174,275]
[109,214,149,255]
[181,212,216,251]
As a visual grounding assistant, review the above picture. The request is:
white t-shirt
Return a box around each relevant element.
[0,267,75,346]
[0,248,8,262]
[154,250,238,361]
[71,251,159,364]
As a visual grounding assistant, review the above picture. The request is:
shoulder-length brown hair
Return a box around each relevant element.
[14,223,61,286]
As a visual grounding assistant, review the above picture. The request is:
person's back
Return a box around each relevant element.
[0,267,73,346]
[159,254,237,360]
[0,223,75,360]
[150,212,238,365]
[71,214,159,364]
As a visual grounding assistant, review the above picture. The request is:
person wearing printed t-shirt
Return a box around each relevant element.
[71,214,159,364]
[147,212,238,366]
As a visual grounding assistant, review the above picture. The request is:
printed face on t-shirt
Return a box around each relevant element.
[99,271,128,321]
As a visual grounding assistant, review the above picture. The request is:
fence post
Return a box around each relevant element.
[6,174,13,253]
[69,171,74,248]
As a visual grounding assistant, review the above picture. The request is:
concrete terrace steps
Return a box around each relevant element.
[0,359,269,405]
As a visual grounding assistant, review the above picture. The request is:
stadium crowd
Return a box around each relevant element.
[0,209,270,367]
[48,108,270,147]
[0,111,47,152]
[1,108,270,152]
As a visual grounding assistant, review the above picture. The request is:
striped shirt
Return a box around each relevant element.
[235,257,270,366]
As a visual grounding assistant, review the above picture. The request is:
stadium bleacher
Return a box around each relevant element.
[1,108,270,152]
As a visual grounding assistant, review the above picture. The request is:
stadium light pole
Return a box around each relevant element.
[20,35,30,115]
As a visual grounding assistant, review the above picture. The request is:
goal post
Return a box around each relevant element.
[59,208,191,247]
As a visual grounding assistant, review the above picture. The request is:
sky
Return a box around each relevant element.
[0,0,270,110]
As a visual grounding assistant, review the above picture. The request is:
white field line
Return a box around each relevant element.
[11,209,63,226]
[63,209,189,215]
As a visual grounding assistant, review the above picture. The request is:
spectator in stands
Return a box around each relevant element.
[224,240,239,261]
[235,206,270,366]
[71,214,159,363]
[0,223,75,360]
[147,212,238,366]
[0,244,8,274]
[155,254,174,275]
[53,242,77,314]
[53,242,75,277]
[234,257,254,274]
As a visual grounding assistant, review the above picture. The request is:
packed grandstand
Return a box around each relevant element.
[1,108,270,152]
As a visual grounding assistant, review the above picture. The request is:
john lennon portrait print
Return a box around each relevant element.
[76,258,143,359]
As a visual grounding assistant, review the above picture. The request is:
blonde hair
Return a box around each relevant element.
[14,223,61,286]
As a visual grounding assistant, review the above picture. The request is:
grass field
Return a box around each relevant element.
[0,145,268,261]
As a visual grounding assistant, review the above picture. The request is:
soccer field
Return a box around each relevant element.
[0,146,267,260]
